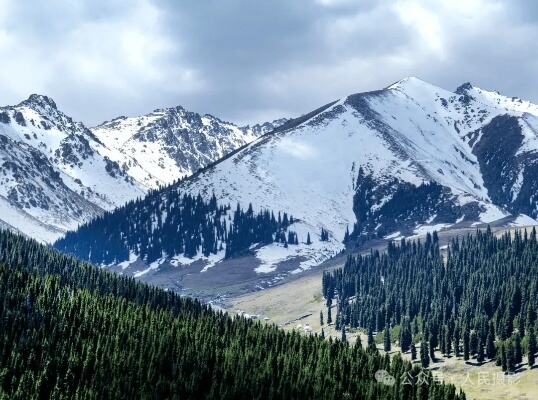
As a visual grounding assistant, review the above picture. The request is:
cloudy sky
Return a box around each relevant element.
[0,0,536,126]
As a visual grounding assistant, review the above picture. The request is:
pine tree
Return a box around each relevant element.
[440,324,453,357]
[453,329,460,357]
[384,324,391,352]
[486,324,496,360]
[527,327,536,367]
[344,226,350,243]
[513,333,522,365]
[399,318,412,353]
[463,330,470,361]
[429,335,435,361]
[469,331,478,357]
[320,310,324,326]
[367,327,376,352]
[410,342,417,360]
[506,342,516,372]
[306,233,312,245]
[477,338,484,363]
[500,343,507,371]
[420,340,430,368]
[341,325,347,343]
[356,334,362,349]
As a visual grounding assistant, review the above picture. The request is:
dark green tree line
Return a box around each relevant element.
[324,228,538,371]
[55,190,297,265]
[0,229,464,399]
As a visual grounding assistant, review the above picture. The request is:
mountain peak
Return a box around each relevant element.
[387,76,426,86]
[152,105,185,115]
[455,82,474,94]
[22,94,58,110]
[385,76,441,93]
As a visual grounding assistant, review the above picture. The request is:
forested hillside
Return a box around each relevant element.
[323,228,538,372]
[0,230,465,399]
[54,189,297,265]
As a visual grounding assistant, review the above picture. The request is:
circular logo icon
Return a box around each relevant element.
[375,370,396,386]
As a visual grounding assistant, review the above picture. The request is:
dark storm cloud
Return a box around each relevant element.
[0,0,537,126]
[155,0,410,122]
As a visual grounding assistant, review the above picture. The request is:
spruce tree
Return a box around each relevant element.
[486,324,496,360]
[399,318,412,353]
[506,342,516,373]
[500,343,507,371]
[344,226,350,243]
[420,340,430,368]
[429,336,435,361]
[445,327,452,357]
[463,330,470,361]
[410,342,417,361]
[320,310,324,326]
[477,338,484,363]
[356,334,362,349]
[469,331,478,357]
[367,327,376,352]
[527,327,536,367]
[453,329,460,357]
[384,324,391,352]
[513,333,522,365]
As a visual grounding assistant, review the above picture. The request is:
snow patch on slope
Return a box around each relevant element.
[510,214,538,227]
[255,221,343,273]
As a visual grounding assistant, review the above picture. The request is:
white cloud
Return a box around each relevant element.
[0,0,536,126]
[54,0,204,95]
[0,0,204,124]
[394,1,445,59]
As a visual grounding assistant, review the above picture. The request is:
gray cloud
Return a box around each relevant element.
[0,0,537,126]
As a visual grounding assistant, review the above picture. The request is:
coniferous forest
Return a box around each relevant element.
[0,229,465,399]
[323,228,538,373]
[54,188,297,265]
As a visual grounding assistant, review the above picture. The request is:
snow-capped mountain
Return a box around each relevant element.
[53,77,538,297]
[92,108,286,187]
[0,95,278,242]
[180,78,538,238]
[174,77,538,270]
[0,94,146,242]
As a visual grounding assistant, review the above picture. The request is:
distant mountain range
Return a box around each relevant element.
[92,108,286,187]
[52,77,538,295]
[0,95,286,241]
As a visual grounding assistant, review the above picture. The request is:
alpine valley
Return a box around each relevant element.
[0,95,282,242]
[50,77,538,298]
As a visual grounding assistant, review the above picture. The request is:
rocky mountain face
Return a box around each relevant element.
[0,94,141,241]
[0,96,277,241]
[53,78,538,298]
[92,108,287,187]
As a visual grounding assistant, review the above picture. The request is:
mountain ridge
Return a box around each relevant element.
[55,77,538,291]
[0,94,283,241]
[91,104,286,187]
